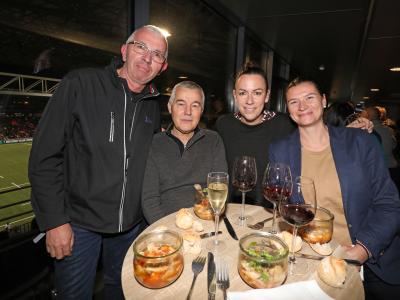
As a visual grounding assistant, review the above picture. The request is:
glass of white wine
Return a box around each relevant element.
[206,172,229,252]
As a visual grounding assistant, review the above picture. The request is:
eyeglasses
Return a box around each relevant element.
[127,40,166,64]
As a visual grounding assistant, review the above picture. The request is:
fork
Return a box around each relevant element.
[186,255,206,300]
[247,216,274,230]
[216,259,230,300]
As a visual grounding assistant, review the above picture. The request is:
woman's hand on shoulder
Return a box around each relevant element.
[346,117,373,133]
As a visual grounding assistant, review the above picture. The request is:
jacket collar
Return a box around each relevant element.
[106,57,160,98]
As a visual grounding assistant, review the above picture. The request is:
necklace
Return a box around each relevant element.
[234,109,276,124]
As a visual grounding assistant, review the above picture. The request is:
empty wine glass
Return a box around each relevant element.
[232,156,257,226]
[262,162,292,234]
[206,172,229,252]
[279,176,316,275]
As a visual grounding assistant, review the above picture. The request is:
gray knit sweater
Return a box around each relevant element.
[142,128,228,223]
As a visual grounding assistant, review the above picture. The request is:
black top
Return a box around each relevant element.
[216,112,296,205]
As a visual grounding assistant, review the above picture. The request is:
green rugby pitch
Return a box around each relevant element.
[0,143,33,229]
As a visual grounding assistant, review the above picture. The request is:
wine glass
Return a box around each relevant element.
[262,162,292,234]
[279,176,316,275]
[231,156,257,226]
[206,172,229,252]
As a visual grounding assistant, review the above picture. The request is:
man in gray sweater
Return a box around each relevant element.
[142,81,227,223]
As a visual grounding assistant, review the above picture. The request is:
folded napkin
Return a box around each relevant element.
[228,280,333,300]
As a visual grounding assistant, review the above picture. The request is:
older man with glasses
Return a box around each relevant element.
[29,25,168,299]
[141,81,227,224]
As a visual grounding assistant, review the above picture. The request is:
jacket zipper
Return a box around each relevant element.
[118,85,160,232]
[118,84,128,232]
[109,112,115,142]
[129,92,158,140]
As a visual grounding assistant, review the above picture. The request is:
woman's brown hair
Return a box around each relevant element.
[235,61,269,89]
[285,77,323,96]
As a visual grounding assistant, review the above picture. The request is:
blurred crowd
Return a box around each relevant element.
[0,114,39,142]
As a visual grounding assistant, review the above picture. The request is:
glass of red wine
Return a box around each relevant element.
[232,156,257,226]
[279,176,316,275]
[262,162,292,234]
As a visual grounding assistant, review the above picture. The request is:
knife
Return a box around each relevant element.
[207,252,216,300]
[223,217,238,240]
[199,231,222,239]
[296,253,362,266]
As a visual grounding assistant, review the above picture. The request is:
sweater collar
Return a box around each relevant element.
[166,127,203,155]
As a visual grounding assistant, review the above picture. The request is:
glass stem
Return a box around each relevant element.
[290,226,298,263]
[240,191,246,221]
[214,214,220,245]
[271,203,277,232]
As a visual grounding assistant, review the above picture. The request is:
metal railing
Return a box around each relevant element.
[0,184,34,233]
[0,71,60,97]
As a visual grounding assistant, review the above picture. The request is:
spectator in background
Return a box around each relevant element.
[324,101,382,143]
[370,106,399,190]
[366,106,397,168]
[29,25,168,299]
[142,81,227,223]
[207,96,228,129]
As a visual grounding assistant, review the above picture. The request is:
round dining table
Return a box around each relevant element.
[121,203,364,300]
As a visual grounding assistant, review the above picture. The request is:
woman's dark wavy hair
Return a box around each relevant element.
[235,61,269,89]
[323,101,355,126]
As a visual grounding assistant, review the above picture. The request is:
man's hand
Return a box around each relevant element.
[342,244,369,270]
[46,223,74,260]
[346,117,373,133]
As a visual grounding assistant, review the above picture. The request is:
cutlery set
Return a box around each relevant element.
[186,253,230,300]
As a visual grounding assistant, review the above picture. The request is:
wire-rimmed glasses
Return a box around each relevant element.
[127,40,166,63]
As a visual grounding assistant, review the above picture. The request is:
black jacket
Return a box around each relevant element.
[29,58,161,233]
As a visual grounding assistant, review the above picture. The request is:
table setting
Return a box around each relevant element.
[121,165,365,300]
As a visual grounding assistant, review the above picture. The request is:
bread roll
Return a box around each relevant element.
[317,256,347,288]
[175,208,194,229]
[278,231,302,252]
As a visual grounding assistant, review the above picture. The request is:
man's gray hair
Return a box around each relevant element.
[169,81,205,110]
[126,25,169,59]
